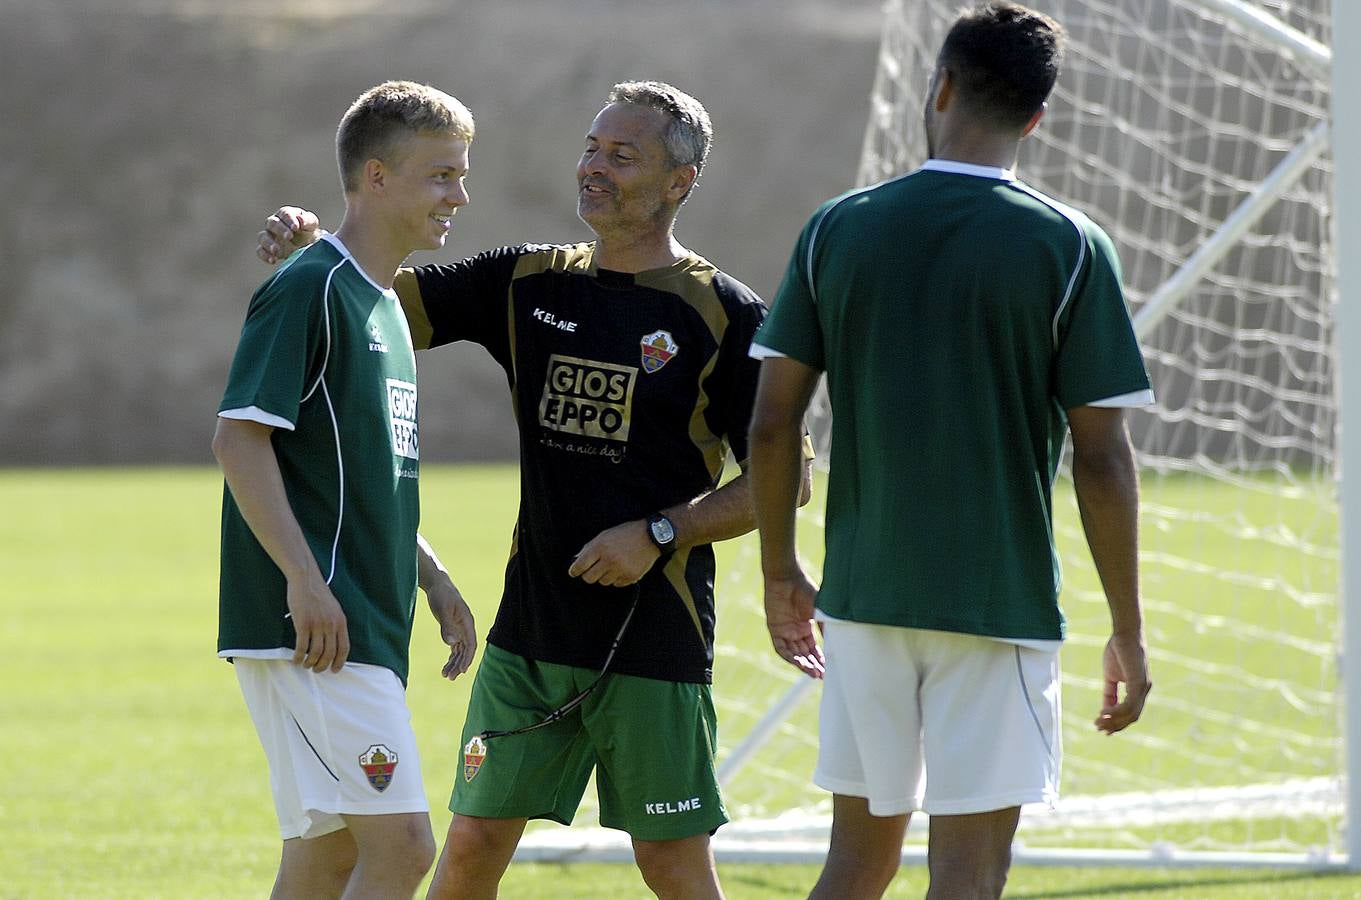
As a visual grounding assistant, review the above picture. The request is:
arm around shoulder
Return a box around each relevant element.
[257,206,323,265]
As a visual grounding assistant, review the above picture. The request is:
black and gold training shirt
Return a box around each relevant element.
[396,243,766,684]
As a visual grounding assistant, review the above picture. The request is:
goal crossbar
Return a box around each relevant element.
[1197,0,1329,74]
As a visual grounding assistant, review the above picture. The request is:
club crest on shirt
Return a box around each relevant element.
[640,330,678,374]
[463,736,487,782]
[359,744,399,793]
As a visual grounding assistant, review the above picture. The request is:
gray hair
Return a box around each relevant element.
[608,81,712,198]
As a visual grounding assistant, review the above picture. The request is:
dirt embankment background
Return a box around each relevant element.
[0,0,882,463]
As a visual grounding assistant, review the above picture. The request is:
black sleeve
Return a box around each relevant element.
[411,246,524,372]
[704,272,768,466]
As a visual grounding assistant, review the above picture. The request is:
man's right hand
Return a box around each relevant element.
[257,206,322,265]
[286,571,350,672]
[763,566,825,679]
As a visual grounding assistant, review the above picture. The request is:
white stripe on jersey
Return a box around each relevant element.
[321,378,344,585]
[298,251,347,585]
[804,170,916,306]
[1011,183,1089,348]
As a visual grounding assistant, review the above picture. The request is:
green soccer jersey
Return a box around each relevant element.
[217,234,422,684]
[756,160,1152,640]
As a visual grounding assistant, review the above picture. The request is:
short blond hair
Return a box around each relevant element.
[336,80,475,192]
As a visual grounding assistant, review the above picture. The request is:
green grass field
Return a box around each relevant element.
[2,465,1357,898]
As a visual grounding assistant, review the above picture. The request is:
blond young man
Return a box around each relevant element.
[215,81,478,900]
[258,81,813,900]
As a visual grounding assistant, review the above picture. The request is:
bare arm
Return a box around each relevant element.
[211,416,349,672]
[568,412,813,590]
[668,466,759,546]
[417,533,478,681]
[748,356,825,677]
[1068,404,1151,733]
[257,207,323,265]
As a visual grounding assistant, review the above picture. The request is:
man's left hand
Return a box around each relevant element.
[425,579,477,680]
[569,520,662,587]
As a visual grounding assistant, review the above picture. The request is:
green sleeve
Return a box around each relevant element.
[1053,222,1151,408]
[755,214,826,371]
[218,268,326,427]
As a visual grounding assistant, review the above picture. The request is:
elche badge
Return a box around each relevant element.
[358,744,398,793]
[463,735,488,782]
[640,330,678,374]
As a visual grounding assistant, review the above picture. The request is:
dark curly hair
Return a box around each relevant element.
[938,2,1065,129]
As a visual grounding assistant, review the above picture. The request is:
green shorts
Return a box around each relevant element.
[449,643,728,841]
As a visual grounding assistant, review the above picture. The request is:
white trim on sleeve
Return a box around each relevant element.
[1086,389,1156,408]
[219,407,296,431]
[748,342,789,360]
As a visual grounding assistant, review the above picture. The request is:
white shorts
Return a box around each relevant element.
[234,658,429,840]
[814,621,1060,817]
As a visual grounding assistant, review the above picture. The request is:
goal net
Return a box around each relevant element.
[516,0,1345,868]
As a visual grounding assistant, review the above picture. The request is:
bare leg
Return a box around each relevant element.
[339,812,436,900]
[925,806,1020,900]
[272,829,358,900]
[810,794,909,900]
[631,832,724,899]
[426,814,528,900]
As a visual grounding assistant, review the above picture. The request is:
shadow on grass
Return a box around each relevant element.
[1007,868,1354,898]
[719,871,807,895]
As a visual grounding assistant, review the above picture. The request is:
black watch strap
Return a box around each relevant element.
[646,513,677,554]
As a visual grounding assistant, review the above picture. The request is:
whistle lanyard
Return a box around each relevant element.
[477,588,641,743]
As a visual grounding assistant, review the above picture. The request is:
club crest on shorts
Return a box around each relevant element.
[640,330,678,374]
[358,744,398,793]
[463,736,488,783]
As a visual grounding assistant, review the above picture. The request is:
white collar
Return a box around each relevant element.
[920,158,1016,182]
[319,232,398,297]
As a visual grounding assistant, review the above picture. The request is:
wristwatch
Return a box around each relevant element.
[646,513,677,555]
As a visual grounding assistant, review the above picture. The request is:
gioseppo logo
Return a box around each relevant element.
[386,378,419,460]
[539,354,636,441]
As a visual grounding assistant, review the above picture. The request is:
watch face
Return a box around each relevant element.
[651,517,675,545]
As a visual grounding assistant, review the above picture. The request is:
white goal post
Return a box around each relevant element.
[1333,0,1361,875]
[516,0,1354,870]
